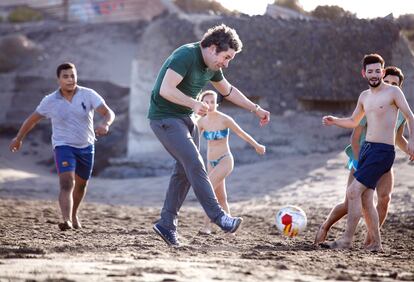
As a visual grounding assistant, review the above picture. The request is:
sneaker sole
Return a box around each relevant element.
[153,225,179,247]
[230,217,243,233]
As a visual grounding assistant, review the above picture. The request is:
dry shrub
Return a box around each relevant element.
[311,5,355,20]
[273,0,306,14]
[8,6,43,23]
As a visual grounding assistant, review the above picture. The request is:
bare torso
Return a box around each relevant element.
[362,84,399,145]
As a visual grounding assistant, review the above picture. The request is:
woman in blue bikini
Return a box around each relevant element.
[197,90,266,234]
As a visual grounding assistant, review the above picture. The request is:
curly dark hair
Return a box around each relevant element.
[200,24,243,53]
[384,66,404,86]
[362,53,384,70]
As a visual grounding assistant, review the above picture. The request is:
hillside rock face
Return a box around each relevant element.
[146,14,412,112]
[198,15,402,111]
[123,14,413,178]
[1,13,412,177]
[0,34,41,72]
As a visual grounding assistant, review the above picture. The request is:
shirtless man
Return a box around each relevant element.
[322,54,414,251]
[315,66,411,246]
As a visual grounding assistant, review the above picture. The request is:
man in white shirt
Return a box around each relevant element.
[10,62,115,231]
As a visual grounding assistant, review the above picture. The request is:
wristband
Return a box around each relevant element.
[251,104,260,113]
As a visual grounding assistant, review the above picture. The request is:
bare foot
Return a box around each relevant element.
[365,243,383,252]
[314,225,328,245]
[58,220,73,231]
[320,239,351,250]
[72,216,82,229]
[364,232,373,247]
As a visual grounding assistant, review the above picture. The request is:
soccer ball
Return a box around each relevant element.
[275,205,307,237]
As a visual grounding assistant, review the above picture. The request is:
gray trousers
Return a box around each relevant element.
[150,116,225,230]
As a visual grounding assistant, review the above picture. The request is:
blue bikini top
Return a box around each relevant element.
[203,128,229,140]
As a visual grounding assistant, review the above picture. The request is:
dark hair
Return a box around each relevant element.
[56,62,76,78]
[200,24,243,53]
[384,66,404,86]
[362,54,384,70]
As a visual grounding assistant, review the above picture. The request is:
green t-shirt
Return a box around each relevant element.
[345,111,406,159]
[147,42,223,120]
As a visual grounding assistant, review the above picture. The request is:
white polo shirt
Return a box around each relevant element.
[36,85,105,148]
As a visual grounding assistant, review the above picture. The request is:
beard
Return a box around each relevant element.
[368,78,381,88]
[208,64,221,71]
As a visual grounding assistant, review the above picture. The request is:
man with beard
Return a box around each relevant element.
[322,54,414,251]
[315,66,412,247]
[148,24,270,246]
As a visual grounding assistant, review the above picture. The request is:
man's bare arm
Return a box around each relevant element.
[95,103,115,136]
[394,88,414,137]
[395,121,410,152]
[160,69,208,116]
[10,112,44,152]
[393,88,414,157]
[211,78,270,126]
[351,124,364,160]
[323,93,365,128]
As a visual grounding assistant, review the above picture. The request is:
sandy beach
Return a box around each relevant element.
[1,2,414,281]
[0,132,413,281]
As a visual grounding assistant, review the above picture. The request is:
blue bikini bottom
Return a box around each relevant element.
[208,153,230,168]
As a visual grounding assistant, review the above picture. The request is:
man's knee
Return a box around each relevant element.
[346,182,363,200]
[376,181,392,205]
[59,173,75,191]
[75,175,88,190]
[75,183,87,191]
[378,194,391,208]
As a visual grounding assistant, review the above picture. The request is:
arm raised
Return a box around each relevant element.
[323,92,365,129]
[211,78,270,127]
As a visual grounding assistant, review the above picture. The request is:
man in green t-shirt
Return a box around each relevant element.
[148,24,270,246]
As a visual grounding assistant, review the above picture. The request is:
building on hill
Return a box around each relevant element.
[0,0,169,23]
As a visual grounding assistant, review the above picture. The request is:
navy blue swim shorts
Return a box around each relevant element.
[353,141,395,189]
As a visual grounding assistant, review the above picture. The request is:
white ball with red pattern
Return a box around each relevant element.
[275,205,307,237]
